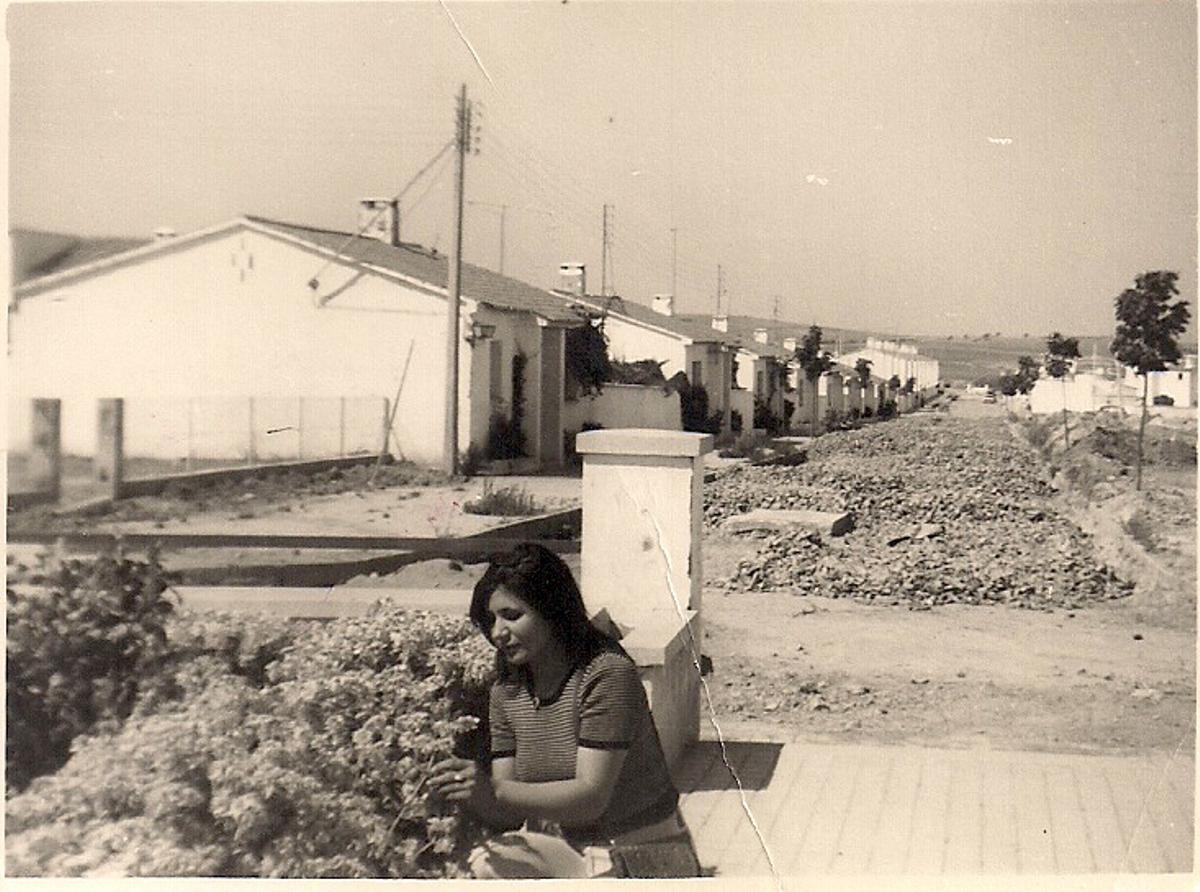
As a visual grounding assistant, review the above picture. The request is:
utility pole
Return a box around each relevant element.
[443,84,470,476]
[715,264,725,316]
[499,204,506,276]
[670,227,678,299]
[601,204,614,296]
[773,295,781,322]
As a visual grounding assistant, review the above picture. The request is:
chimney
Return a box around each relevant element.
[783,336,797,353]
[651,294,675,317]
[753,328,769,345]
[711,314,728,333]
[358,197,400,247]
[558,262,587,296]
[153,227,176,241]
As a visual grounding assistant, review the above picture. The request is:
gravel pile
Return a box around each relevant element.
[708,416,1134,608]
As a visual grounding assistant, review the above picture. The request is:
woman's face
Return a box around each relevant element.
[487,586,557,668]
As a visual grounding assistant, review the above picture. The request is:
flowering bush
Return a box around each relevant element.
[7,549,177,792]
[7,604,496,878]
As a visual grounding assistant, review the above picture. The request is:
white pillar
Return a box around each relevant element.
[576,428,712,766]
[577,428,712,625]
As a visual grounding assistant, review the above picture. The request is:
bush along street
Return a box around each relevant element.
[706,414,1134,608]
[6,561,497,878]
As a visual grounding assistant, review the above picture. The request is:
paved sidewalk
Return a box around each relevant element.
[675,737,1193,877]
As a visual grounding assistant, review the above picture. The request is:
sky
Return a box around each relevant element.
[7,1,1197,339]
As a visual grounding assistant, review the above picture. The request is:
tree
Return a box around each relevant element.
[887,374,901,391]
[1016,355,1040,394]
[794,325,833,428]
[1110,270,1191,490]
[1044,332,1081,447]
[902,376,916,394]
[998,373,1020,398]
[854,357,872,389]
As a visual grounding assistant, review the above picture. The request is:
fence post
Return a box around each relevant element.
[29,398,62,501]
[339,397,346,457]
[186,398,195,471]
[380,397,390,457]
[247,397,257,466]
[95,398,124,500]
[297,396,305,461]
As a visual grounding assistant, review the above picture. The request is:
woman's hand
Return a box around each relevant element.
[428,757,478,802]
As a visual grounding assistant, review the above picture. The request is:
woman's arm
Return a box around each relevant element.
[489,746,628,826]
[430,749,628,827]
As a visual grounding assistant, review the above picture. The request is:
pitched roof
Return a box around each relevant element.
[247,216,583,324]
[10,229,149,285]
[559,293,733,344]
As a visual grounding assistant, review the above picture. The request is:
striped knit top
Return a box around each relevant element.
[489,643,679,842]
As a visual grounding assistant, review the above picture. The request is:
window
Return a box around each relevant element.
[691,361,703,388]
[756,370,765,397]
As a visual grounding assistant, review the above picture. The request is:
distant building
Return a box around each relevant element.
[837,337,940,391]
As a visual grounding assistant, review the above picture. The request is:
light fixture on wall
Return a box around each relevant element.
[465,321,496,346]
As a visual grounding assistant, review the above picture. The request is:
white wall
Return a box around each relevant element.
[602,316,688,378]
[562,383,680,434]
[730,388,755,432]
[7,226,482,467]
[1029,374,1107,414]
[1124,366,1193,407]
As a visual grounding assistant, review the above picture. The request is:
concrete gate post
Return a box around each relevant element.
[827,371,845,415]
[576,428,713,766]
[96,398,124,499]
[847,379,863,414]
[29,398,62,500]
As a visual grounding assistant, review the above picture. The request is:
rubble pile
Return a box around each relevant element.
[709,416,1134,608]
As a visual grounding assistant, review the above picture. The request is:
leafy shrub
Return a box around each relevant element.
[876,400,898,420]
[459,444,486,478]
[485,413,525,461]
[564,319,612,396]
[7,549,178,793]
[6,606,496,878]
[1024,418,1053,449]
[730,409,743,433]
[1123,510,1158,552]
[462,480,540,516]
[607,358,666,387]
[671,375,722,434]
[753,398,784,435]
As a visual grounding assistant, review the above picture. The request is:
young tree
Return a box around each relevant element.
[887,374,902,391]
[854,357,872,389]
[902,376,917,394]
[1016,355,1040,394]
[998,372,1020,398]
[1044,331,1081,447]
[794,325,834,428]
[1110,270,1191,490]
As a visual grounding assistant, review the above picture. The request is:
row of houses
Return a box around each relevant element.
[8,199,940,471]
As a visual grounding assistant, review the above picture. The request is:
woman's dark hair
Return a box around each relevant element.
[470,542,614,675]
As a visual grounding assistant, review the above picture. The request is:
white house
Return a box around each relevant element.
[8,202,584,469]
[553,284,736,433]
[1122,355,1197,408]
[838,337,940,392]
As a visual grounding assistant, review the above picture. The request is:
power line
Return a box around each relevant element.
[306,139,454,291]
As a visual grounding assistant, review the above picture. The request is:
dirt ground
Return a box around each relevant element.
[695,395,1195,755]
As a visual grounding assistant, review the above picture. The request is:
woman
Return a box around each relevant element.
[429,542,700,879]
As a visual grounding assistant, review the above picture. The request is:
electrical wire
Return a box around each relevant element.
[306,139,455,289]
